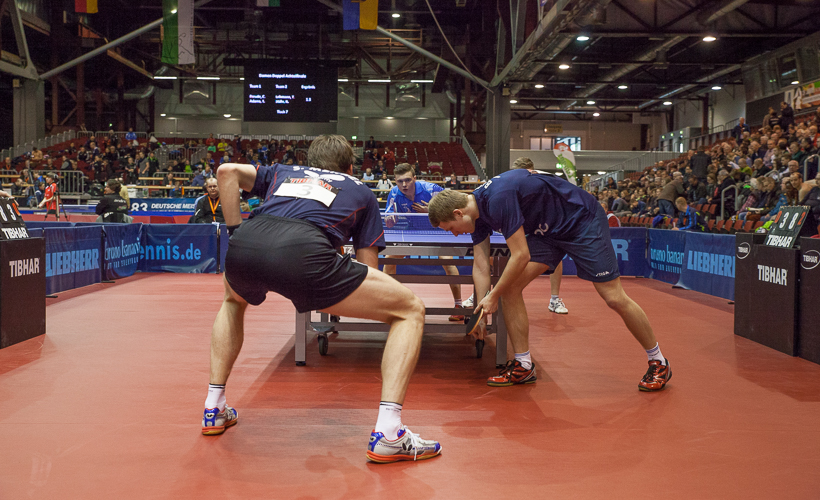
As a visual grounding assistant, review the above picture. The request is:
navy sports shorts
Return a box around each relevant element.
[526,204,620,283]
[225,215,369,312]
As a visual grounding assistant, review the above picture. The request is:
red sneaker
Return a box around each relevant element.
[487,360,536,387]
[638,359,672,391]
[448,305,465,322]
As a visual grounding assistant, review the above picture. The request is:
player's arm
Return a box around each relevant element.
[472,236,491,304]
[476,226,529,315]
[355,246,379,268]
[216,163,258,227]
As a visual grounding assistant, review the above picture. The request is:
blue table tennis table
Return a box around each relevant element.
[294,214,510,368]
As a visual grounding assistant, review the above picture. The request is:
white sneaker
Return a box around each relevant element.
[548,297,568,314]
[463,294,475,308]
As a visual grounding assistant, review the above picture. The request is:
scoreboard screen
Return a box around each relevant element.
[243,62,338,122]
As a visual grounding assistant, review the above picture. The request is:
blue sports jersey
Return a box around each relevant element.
[471,169,601,245]
[384,180,443,213]
[246,163,385,251]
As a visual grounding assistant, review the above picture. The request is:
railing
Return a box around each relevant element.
[76,131,149,142]
[460,135,485,180]
[607,151,683,173]
[1,130,78,161]
[721,184,740,221]
[15,170,87,199]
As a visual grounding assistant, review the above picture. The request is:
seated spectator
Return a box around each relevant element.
[217,138,228,153]
[192,177,224,224]
[124,157,138,184]
[732,118,750,141]
[383,147,395,163]
[376,173,393,190]
[190,168,206,187]
[365,136,377,150]
[205,133,216,147]
[802,171,820,228]
[95,179,130,223]
[125,128,138,146]
[686,176,707,205]
[444,172,461,190]
[170,180,184,198]
[10,178,25,197]
[202,164,214,179]
[31,147,43,161]
[673,197,706,232]
[372,160,385,177]
[763,178,798,221]
[362,168,375,181]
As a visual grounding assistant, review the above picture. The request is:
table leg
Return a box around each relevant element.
[495,303,508,368]
[295,310,308,366]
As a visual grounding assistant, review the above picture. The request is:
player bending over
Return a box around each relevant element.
[427,169,671,391]
[203,135,441,463]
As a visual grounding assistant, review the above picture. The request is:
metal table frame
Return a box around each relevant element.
[294,240,509,368]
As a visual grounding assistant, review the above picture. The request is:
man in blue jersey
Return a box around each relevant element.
[427,169,671,392]
[384,163,464,321]
[203,135,441,463]
[673,197,706,232]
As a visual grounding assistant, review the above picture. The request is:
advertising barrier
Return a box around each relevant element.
[103,224,143,280]
[129,198,197,213]
[648,229,686,284]
[139,224,218,273]
[44,226,102,294]
[561,228,649,278]
[218,223,229,272]
[676,232,736,301]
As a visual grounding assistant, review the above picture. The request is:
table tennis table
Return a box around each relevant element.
[294,214,510,368]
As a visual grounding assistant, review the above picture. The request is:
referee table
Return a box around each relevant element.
[295,214,509,368]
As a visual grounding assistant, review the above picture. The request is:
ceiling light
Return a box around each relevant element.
[338,78,349,82]
[534,84,545,89]
[386,117,394,120]
[410,79,434,83]
[712,85,722,90]
[510,99,518,104]
[223,114,231,118]
[197,76,220,80]
[392,13,400,18]
[153,75,177,80]
[558,64,571,70]
[160,113,167,117]
[170,8,177,14]
[586,100,596,105]
[702,35,717,42]
[593,112,600,117]
[597,171,606,175]
[792,80,800,85]
[239,77,244,81]
[618,84,628,89]
[577,35,590,41]
[663,101,673,106]
[368,79,391,83]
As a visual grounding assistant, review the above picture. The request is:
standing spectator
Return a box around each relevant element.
[732,117,750,141]
[365,136,377,149]
[657,171,685,216]
[780,101,795,131]
[205,133,216,147]
[125,128,138,146]
[764,107,780,129]
[192,177,225,224]
[689,146,710,182]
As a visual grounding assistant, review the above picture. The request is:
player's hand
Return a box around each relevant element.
[0,190,12,198]
[412,200,429,213]
[476,291,498,315]
[672,227,680,231]
[385,215,397,228]
[470,317,488,341]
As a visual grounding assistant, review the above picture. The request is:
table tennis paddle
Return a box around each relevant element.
[465,291,490,336]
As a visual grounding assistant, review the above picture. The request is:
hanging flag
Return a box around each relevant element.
[162,0,195,65]
[553,143,578,185]
[343,0,378,30]
[75,0,98,14]
[256,0,280,6]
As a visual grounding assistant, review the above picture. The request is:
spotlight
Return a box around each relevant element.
[558,64,571,70]
[712,85,722,90]
[703,35,717,42]
[663,101,673,106]
[618,84,628,90]
[392,13,400,18]
[577,35,590,41]
[510,99,518,104]
[593,112,600,117]
[586,100,596,105]
[534,84,545,89]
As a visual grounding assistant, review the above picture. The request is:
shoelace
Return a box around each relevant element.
[403,427,421,461]
[642,363,662,382]
[498,360,516,376]
[552,298,565,308]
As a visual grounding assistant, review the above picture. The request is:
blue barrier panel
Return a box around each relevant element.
[129,198,196,214]
[218,224,229,273]
[561,227,648,277]
[44,226,102,294]
[676,232,736,300]
[25,221,75,229]
[28,228,44,238]
[103,224,143,279]
[139,224,218,273]
[648,229,687,284]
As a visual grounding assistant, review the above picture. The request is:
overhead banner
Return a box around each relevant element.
[785,80,820,112]
[161,0,195,65]
[676,232,736,300]
[140,224,218,273]
[648,229,687,284]
[129,198,197,213]
[103,224,143,280]
[560,228,648,277]
[553,143,577,185]
[44,226,102,294]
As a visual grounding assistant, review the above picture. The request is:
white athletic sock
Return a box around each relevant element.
[205,384,226,411]
[550,295,559,301]
[375,402,403,440]
[645,343,666,365]
[514,351,532,370]
[454,298,462,307]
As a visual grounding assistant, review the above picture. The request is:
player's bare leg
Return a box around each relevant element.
[322,267,442,462]
[548,261,568,314]
[203,276,248,435]
[593,278,671,391]
[487,261,547,387]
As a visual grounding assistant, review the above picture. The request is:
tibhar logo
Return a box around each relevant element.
[736,242,751,260]
[803,250,820,270]
[757,265,788,286]
[9,258,39,277]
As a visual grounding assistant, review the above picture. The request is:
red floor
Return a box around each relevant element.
[2,274,820,499]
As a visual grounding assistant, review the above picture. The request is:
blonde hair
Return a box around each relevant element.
[307,135,356,172]
[428,190,469,226]
[512,157,534,170]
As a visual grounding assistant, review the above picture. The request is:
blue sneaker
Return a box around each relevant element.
[202,406,238,435]
[366,426,442,463]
